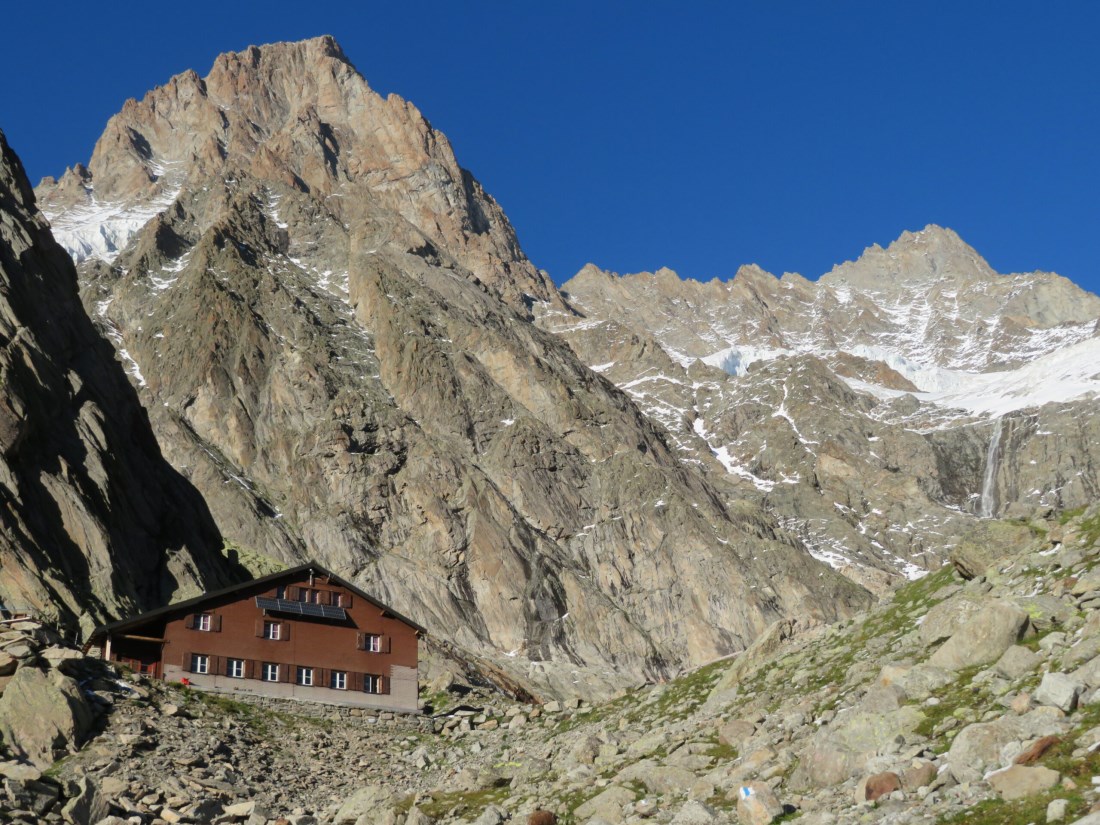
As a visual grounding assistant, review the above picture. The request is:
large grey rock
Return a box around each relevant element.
[987,764,1060,800]
[993,645,1043,680]
[0,666,94,768]
[918,595,983,646]
[574,786,636,822]
[949,521,1035,579]
[928,601,1029,671]
[734,781,782,825]
[1035,672,1084,713]
[795,707,925,789]
[615,760,698,795]
[60,777,108,825]
[946,709,1066,783]
[332,785,398,825]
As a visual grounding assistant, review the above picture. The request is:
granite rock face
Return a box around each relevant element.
[0,129,234,631]
[33,38,870,697]
[543,228,1100,588]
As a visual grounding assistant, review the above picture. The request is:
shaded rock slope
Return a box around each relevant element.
[0,130,236,634]
[33,37,869,697]
[542,228,1100,592]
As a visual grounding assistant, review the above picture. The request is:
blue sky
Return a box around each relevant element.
[2,2,1097,294]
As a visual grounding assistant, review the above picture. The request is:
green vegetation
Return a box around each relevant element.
[401,784,511,820]
[167,683,333,734]
[622,658,731,724]
[911,665,983,740]
[221,540,288,576]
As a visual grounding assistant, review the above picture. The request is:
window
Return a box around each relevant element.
[364,634,381,653]
[330,671,347,690]
[296,666,314,686]
[276,585,286,599]
[363,673,381,694]
[191,654,209,674]
[196,613,212,631]
[331,593,343,608]
[228,658,245,679]
[261,662,279,682]
[263,621,281,640]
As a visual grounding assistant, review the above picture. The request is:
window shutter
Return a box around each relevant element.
[381,636,391,654]
[281,623,291,642]
[379,675,390,695]
[255,620,264,637]
[350,671,363,692]
[356,632,364,651]
[288,586,301,601]
[317,668,329,688]
[186,614,197,630]
[213,656,224,675]
[342,593,353,608]
[212,615,223,632]
[244,659,255,679]
[182,650,193,671]
[279,663,291,683]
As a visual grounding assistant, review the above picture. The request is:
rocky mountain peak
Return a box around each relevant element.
[36,36,563,314]
[823,223,995,290]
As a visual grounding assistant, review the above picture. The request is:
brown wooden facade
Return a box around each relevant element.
[89,564,423,713]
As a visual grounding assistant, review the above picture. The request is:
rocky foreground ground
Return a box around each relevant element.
[4,504,1100,825]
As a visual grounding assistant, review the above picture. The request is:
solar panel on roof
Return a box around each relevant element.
[255,597,347,621]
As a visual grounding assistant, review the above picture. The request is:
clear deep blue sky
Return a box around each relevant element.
[1,2,1097,294]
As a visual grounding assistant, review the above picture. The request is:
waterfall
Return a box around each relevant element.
[979,417,1005,518]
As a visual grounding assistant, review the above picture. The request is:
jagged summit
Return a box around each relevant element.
[37,35,563,313]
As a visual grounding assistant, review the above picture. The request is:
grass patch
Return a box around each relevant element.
[912,665,983,741]
[1059,507,1087,525]
[407,784,511,820]
[622,658,732,724]
[169,684,333,734]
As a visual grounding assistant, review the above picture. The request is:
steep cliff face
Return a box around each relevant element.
[0,130,234,634]
[544,227,1100,591]
[35,38,869,696]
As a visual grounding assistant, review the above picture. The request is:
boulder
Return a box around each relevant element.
[859,684,907,713]
[735,782,782,825]
[1013,594,1075,632]
[949,520,1034,579]
[574,785,636,822]
[60,777,108,825]
[717,720,756,748]
[616,760,697,795]
[332,785,397,825]
[878,663,953,701]
[1071,655,1100,690]
[946,710,1066,783]
[918,595,982,646]
[1035,673,1084,713]
[927,601,1029,671]
[993,645,1042,680]
[0,665,94,768]
[987,764,1060,800]
[795,707,924,788]
[899,760,938,791]
[670,800,723,825]
[710,620,798,696]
